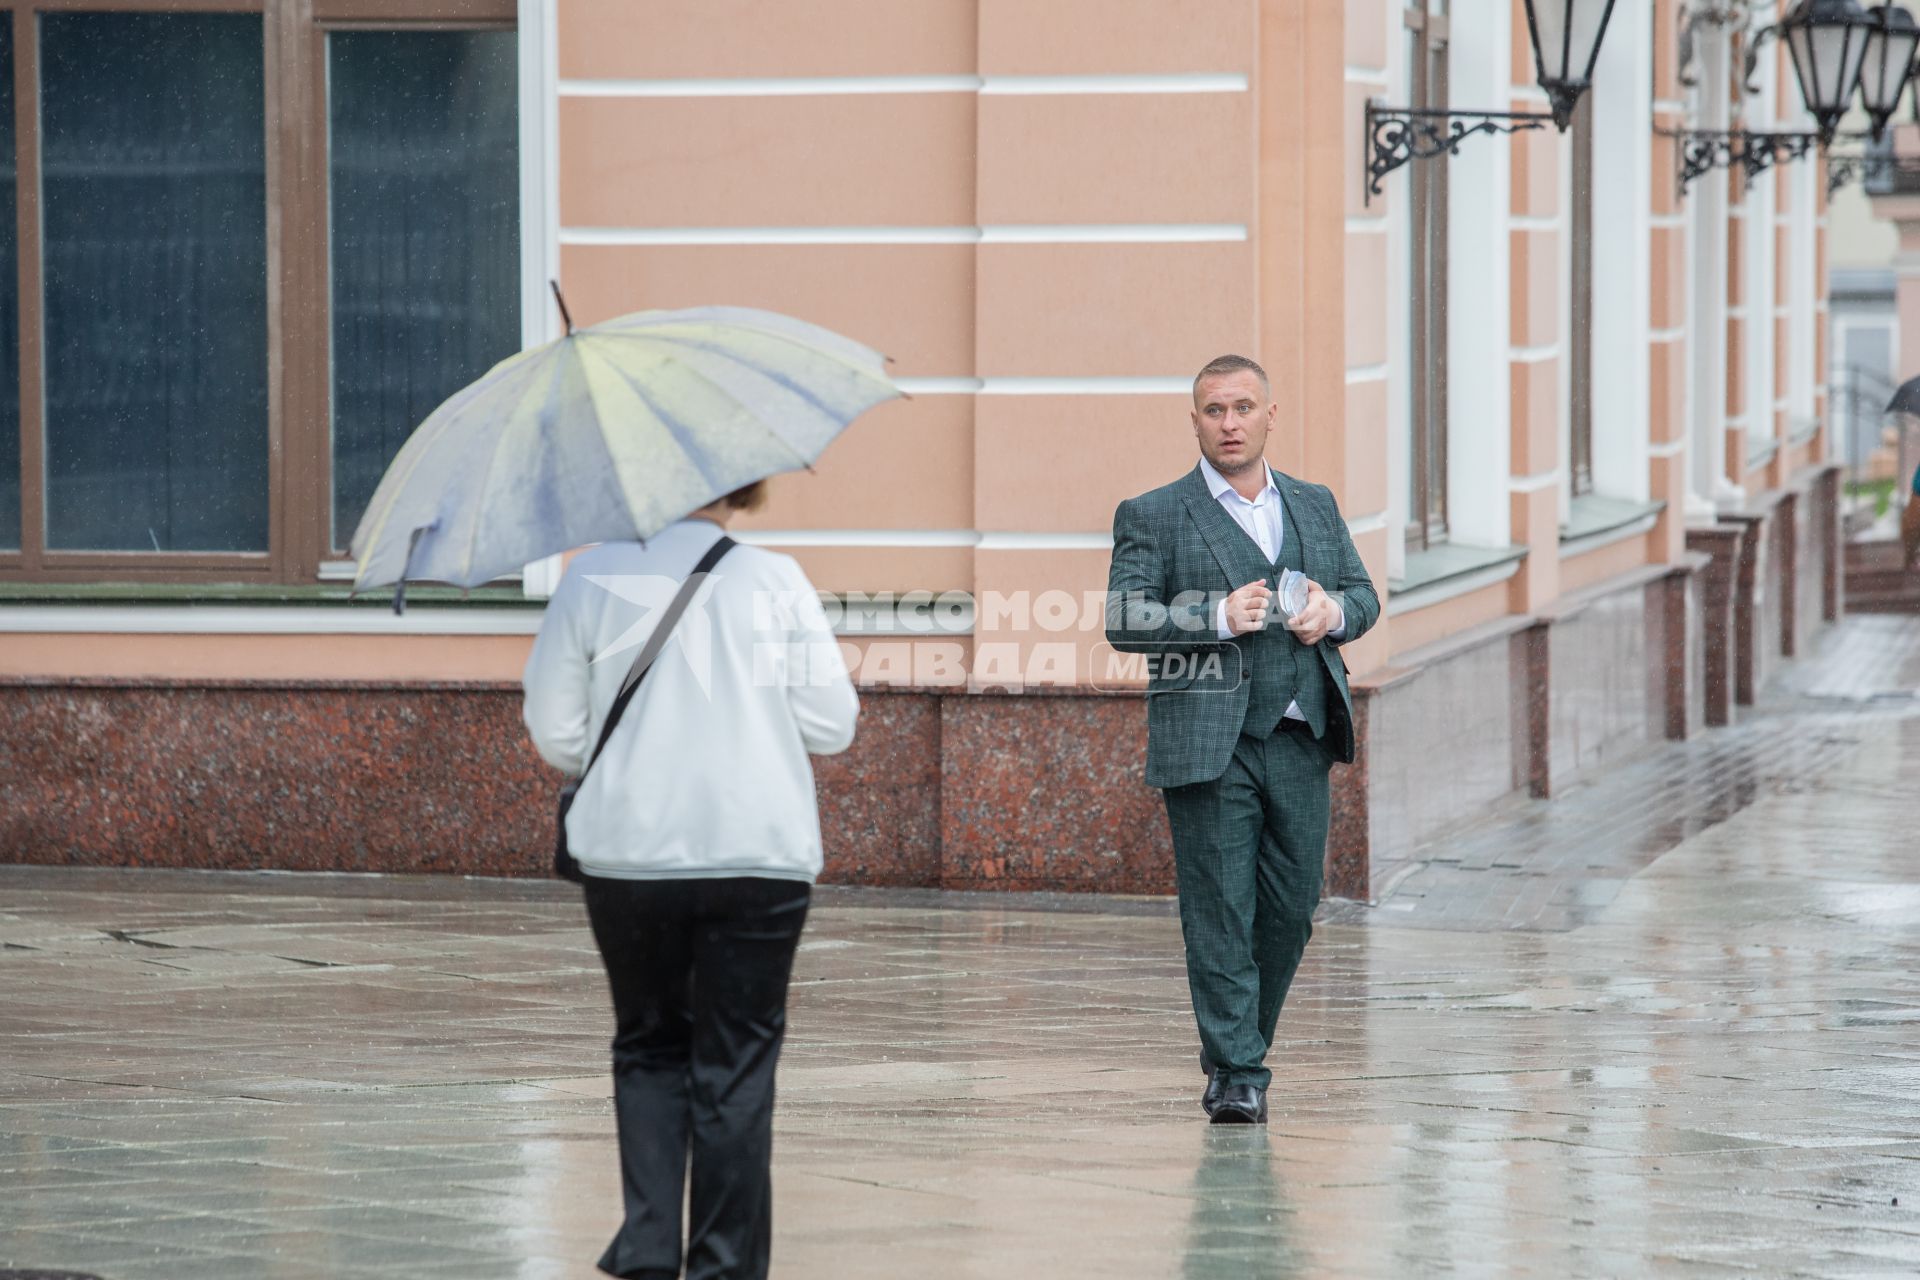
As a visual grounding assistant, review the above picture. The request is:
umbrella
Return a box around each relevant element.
[1885,373,1920,416]
[348,296,901,604]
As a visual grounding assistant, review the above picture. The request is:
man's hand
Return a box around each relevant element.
[1284,580,1343,646]
[1224,579,1274,636]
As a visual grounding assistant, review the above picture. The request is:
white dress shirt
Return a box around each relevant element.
[1197,456,1345,722]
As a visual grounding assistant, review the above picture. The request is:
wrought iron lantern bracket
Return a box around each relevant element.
[1825,147,1920,196]
[1365,103,1553,205]
[1668,128,1822,198]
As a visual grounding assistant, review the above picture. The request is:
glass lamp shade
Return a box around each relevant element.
[1524,0,1620,129]
[1782,0,1875,143]
[1860,5,1920,140]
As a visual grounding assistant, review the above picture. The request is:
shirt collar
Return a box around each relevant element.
[1197,454,1278,506]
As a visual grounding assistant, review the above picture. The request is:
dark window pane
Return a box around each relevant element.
[329,31,519,550]
[0,26,17,552]
[41,13,267,553]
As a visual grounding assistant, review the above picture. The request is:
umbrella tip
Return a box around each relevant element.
[549,280,576,338]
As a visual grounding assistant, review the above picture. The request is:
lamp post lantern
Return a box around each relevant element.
[1523,0,1622,129]
[1859,5,1920,141]
[1780,0,1876,143]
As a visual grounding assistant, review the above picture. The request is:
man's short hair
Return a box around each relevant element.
[1193,354,1270,403]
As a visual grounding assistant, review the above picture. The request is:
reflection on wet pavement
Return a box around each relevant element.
[2,617,1918,1278]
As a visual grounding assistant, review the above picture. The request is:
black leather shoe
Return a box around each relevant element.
[1201,1065,1226,1115]
[1208,1083,1267,1125]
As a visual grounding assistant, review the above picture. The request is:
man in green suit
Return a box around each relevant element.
[1105,354,1379,1125]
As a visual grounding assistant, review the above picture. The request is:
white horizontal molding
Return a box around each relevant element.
[560,224,1246,247]
[1509,343,1560,364]
[1508,470,1562,494]
[559,73,1248,98]
[976,532,1113,551]
[1344,363,1388,384]
[735,529,979,548]
[894,375,1192,396]
[982,74,1247,95]
[1648,439,1686,458]
[732,530,1114,551]
[1345,512,1389,537]
[0,607,543,636]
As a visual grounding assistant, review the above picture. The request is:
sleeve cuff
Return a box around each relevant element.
[1215,597,1234,640]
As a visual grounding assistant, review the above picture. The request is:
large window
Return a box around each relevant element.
[42,14,268,553]
[328,30,519,550]
[0,0,518,583]
[1406,0,1449,552]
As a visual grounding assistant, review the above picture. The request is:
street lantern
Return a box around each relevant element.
[1860,5,1920,140]
[1366,0,1623,204]
[1781,0,1876,143]
[1523,0,1621,129]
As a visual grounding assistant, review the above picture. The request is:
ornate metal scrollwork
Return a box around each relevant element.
[1741,131,1820,182]
[1825,149,1920,196]
[1668,128,1821,198]
[1364,103,1552,205]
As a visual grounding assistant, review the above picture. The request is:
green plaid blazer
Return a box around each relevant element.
[1105,465,1380,788]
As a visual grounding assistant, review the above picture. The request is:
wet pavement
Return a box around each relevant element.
[3,617,1920,1278]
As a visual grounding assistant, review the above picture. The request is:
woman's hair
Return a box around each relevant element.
[722,480,768,513]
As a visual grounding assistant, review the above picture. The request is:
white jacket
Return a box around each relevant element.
[521,519,859,882]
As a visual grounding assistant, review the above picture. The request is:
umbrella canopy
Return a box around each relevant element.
[349,303,901,596]
[1886,373,1920,416]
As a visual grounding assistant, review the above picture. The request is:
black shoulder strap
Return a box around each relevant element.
[578,535,735,780]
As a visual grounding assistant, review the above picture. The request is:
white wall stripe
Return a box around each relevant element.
[0,607,544,637]
[1345,513,1389,537]
[1509,343,1561,364]
[1345,363,1388,384]
[559,73,1248,98]
[976,533,1114,551]
[560,224,1247,247]
[1345,216,1389,233]
[736,530,978,548]
[1649,439,1687,458]
[1650,326,1686,342]
[892,376,1193,396]
[1508,471,1562,493]
[1510,215,1560,232]
[983,74,1248,95]
[731,530,1121,551]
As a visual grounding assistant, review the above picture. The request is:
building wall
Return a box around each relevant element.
[0,0,1845,898]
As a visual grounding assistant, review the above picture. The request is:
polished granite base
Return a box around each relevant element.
[0,473,1846,903]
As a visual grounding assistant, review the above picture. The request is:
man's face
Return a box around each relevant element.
[1191,370,1275,476]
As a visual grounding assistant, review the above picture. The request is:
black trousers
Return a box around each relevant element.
[582,875,811,1280]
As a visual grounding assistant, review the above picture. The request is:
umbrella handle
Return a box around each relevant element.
[392,521,439,616]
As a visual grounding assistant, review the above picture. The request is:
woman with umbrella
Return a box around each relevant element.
[350,302,893,1279]
[523,477,858,1280]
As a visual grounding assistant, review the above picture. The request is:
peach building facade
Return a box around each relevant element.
[0,1,1841,898]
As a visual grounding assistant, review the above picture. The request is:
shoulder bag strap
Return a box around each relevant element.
[577,534,735,780]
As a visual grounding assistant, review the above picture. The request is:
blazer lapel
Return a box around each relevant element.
[1272,470,1327,583]
[1178,465,1274,589]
